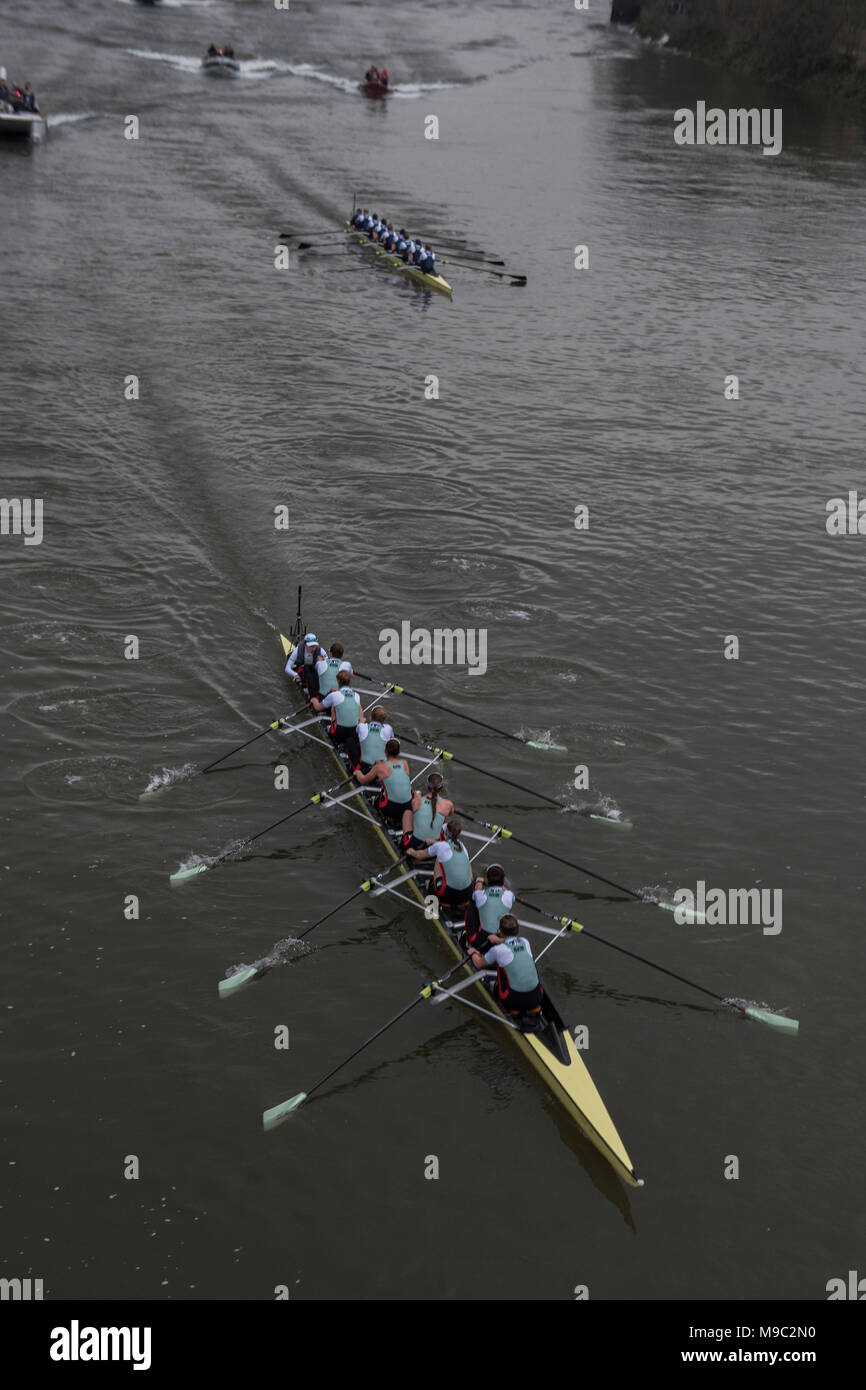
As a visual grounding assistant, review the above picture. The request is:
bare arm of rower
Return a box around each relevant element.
[354,759,385,786]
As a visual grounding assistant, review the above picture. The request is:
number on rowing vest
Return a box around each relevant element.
[424,895,439,920]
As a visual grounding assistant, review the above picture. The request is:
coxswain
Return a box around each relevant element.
[312,668,365,769]
[401,771,453,852]
[285,632,327,696]
[408,817,473,911]
[464,865,514,955]
[354,737,412,826]
[357,704,395,774]
[470,915,543,1016]
[315,642,351,699]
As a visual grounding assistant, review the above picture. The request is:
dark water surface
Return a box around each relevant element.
[2,0,865,1301]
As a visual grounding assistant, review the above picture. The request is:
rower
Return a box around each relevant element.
[354,737,412,827]
[312,669,365,769]
[464,864,514,956]
[315,643,351,699]
[394,228,410,256]
[469,915,543,1017]
[357,704,395,774]
[401,771,453,852]
[400,236,418,264]
[419,244,437,275]
[286,632,327,696]
[408,817,472,913]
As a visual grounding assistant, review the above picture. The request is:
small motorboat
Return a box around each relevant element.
[358,80,391,99]
[201,49,240,76]
[0,107,45,138]
[0,71,44,139]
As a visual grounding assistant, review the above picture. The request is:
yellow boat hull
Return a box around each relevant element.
[280,633,638,1186]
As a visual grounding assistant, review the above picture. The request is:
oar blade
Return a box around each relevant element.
[743,1005,799,1034]
[658,900,706,925]
[218,966,259,999]
[263,1092,308,1131]
[169,862,210,887]
[526,738,567,752]
[590,813,633,829]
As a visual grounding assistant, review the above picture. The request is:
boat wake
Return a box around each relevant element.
[125,49,272,78]
[46,111,96,128]
[265,62,459,98]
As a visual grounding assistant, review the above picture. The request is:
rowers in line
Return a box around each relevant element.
[350,209,439,276]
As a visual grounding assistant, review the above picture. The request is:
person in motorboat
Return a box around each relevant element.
[379,67,390,89]
[222,46,235,58]
[206,45,219,57]
[469,915,544,1017]
[353,737,413,826]
[365,65,380,84]
[22,83,38,112]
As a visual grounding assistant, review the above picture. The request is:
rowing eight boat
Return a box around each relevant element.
[277,622,640,1187]
[346,228,453,299]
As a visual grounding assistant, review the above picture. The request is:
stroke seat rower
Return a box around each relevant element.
[353,738,413,826]
[469,914,543,1017]
[312,669,365,769]
[315,643,351,700]
[407,817,473,913]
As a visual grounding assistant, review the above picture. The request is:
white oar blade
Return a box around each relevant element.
[218,966,259,998]
[169,862,210,887]
[590,813,633,829]
[263,1092,308,1131]
[658,901,706,925]
[743,1006,799,1034]
[526,739,567,752]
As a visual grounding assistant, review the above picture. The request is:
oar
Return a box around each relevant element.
[439,253,507,268]
[456,809,707,924]
[169,776,355,886]
[515,897,798,1033]
[198,707,309,775]
[279,229,348,240]
[353,671,565,751]
[138,707,310,800]
[403,737,573,815]
[220,861,410,997]
[263,954,471,1130]
[439,259,527,285]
